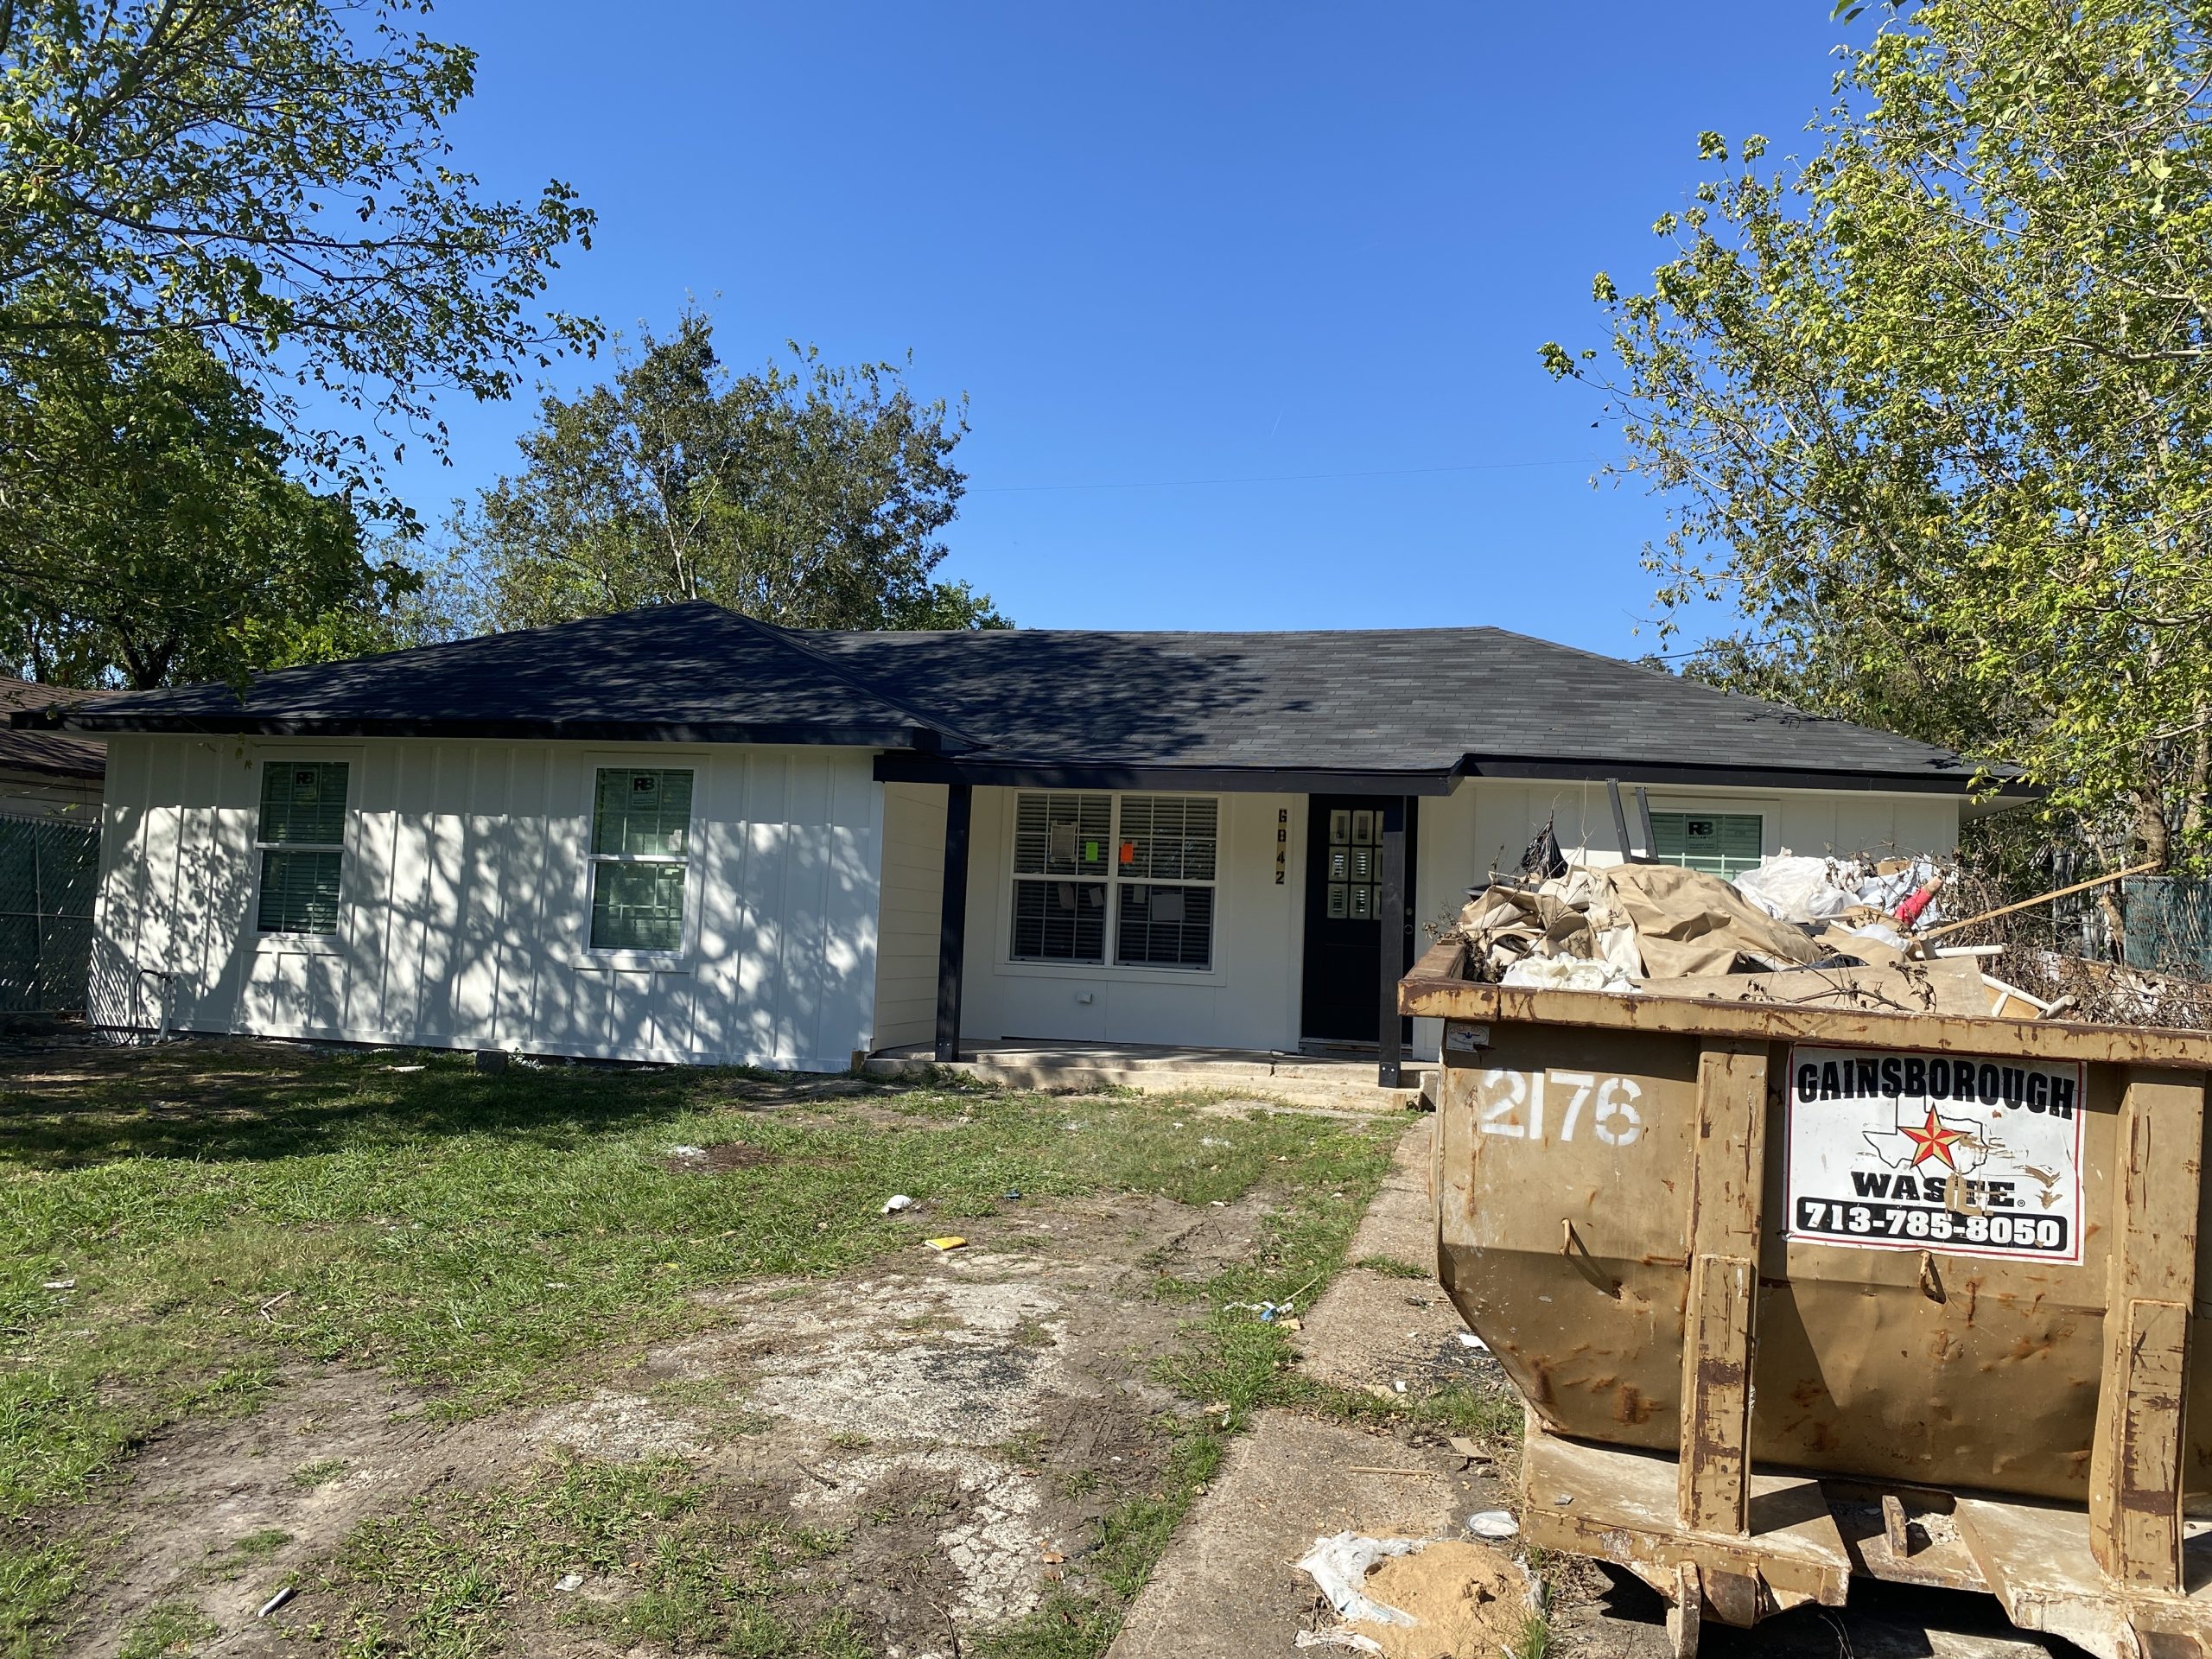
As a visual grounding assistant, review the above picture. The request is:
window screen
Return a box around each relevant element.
[260,762,348,846]
[257,849,344,934]
[1649,811,1764,877]
[594,768,693,855]
[1014,792,1112,876]
[1116,796,1217,880]
[589,767,695,951]
[1011,879,1108,963]
[591,861,688,952]
[1008,791,1220,969]
[1116,883,1215,969]
[256,761,348,934]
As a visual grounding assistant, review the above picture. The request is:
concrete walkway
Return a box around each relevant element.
[1109,1116,2074,1659]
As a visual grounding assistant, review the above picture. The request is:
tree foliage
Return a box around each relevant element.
[454,313,1007,632]
[1547,0,2212,868]
[0,0,598,498]
[0,335,416,689]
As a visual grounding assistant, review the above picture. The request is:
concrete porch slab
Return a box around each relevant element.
[864,1039,1434,1112]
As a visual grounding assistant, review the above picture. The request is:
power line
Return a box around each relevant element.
[967,456,1605,494]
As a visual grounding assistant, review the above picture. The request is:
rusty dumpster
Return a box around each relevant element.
[1400,937,2212,1659]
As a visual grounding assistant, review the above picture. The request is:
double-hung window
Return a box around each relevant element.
[1649,811,1764,877]
[1010,792,1112,963]
[1008,791,1219,970]
[1113,795,1217,968]
[256,761,349,935]
[589,767,695,952]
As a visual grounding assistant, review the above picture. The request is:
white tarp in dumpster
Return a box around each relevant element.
[1783,1045,2085,1264]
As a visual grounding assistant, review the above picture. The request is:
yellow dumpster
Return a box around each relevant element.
[1400,938,2212,1659]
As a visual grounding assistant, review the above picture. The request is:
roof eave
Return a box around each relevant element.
[45,712,949,750]
[874,755,1463,796]
[1456,753,2034,798]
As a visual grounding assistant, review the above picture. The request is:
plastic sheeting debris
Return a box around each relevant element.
[1500,956,1639,994]
[1295,1533,1422,1625]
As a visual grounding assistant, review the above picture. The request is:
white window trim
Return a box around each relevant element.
[247,747,361,956]
[997,791,1229,982]
[1641,800,1772,874]
[571,760,706,972]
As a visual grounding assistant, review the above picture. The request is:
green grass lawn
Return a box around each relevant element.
[1,1041,1414,1657]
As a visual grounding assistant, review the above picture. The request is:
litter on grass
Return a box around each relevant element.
[881,1194,914,1214]
[1465,1509,1519,1539]
[1294,1631,1383,1654]
[924,1236,967,1252]
[553,1573,583,1593]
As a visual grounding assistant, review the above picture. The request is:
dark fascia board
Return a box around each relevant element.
[875,751,2039,801]
[874,754,1460,796]
[1456,753,2041,799]
[42,711,944,750]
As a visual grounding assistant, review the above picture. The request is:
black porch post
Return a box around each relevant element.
[934,783,973,1063]
[1377,798,1407,1088]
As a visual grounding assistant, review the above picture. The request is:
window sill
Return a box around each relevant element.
[563,950,696,975]
[255,932,343,957]
[992,958,1226,988]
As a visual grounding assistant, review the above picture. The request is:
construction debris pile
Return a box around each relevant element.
[1452,851,2070,1020]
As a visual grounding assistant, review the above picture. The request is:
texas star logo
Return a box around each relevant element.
[1864,1105,1986,1175]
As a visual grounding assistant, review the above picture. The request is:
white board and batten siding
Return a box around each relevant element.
[871,782,949,1051]
[93,736,887,1071]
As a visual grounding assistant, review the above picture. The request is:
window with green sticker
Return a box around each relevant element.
[589,768,694,951]
[1648,811,1764,877]
[256,761,349,933]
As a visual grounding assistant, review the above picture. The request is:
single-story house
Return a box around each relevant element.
[44,601,2015,1078]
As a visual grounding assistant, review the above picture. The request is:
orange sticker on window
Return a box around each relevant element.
[1120,840,1136,865]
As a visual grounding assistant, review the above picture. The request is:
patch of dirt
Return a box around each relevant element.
[663,1139,781,1173]
[524,1389,709,1460]
[34,1364,519,1656]
[35,1185,1249,1658]
[1347,1540,1538,1659]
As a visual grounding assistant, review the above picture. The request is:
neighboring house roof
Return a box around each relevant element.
[0,677,107,784]
[30,599,2011,796]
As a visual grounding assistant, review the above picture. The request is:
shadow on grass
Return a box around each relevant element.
[0,1038,850,1173]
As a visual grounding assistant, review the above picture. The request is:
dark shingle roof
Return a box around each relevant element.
[38,600,1999,792]
[0,678,105,782]
[799,626,1985,787]
[41,605,972,753]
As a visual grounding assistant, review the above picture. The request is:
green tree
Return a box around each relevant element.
[454,312,1007,632]
[1546,0,2212,870]
[0,0,597,495]
[0,335,416,689]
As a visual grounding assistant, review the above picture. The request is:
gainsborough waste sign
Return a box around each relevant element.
[1783,1046,2086,1263]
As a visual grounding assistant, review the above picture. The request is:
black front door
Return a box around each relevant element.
[1300,795,1411,1046]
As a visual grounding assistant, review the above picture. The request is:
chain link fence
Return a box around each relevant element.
[0,812,99,1013]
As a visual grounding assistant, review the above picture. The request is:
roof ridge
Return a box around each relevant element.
[710,607,988,752]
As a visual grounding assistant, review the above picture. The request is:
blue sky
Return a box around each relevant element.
[395,3,1858,654]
